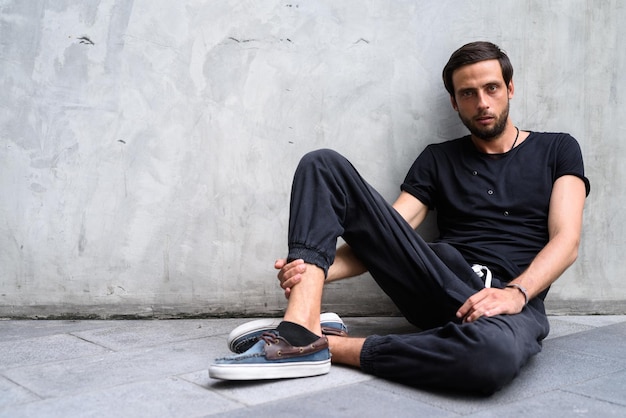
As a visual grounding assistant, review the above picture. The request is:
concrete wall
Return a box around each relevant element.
[1,0,624,318]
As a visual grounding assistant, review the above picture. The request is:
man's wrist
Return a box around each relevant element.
[506,283,529,306]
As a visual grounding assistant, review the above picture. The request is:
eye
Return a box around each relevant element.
[487,84,498,92]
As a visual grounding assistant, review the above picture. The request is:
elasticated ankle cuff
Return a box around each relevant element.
[287,244,331,277]
[359,335,385,375]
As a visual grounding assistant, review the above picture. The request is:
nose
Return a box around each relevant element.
[477,91,489,110]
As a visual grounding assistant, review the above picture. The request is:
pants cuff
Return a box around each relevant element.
[287,244,332,278]
[359,335,385,375]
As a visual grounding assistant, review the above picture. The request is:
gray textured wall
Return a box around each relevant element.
[1,0,624,318]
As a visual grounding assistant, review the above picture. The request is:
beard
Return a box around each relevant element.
[459,100,510,141]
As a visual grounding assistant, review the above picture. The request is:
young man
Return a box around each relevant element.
[209,41,590,394]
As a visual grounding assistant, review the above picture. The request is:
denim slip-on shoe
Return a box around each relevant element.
[227,312,348,354]
[209,331,331,380]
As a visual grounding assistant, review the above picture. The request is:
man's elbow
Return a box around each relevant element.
[569,247,579,266]
[566,236,581,266]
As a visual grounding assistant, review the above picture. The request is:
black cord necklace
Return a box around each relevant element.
[510,127,520,151]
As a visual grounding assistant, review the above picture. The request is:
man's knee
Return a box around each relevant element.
[294,149,355,187]
[298,149,345,169]
[459,325,524,394]
[300,148,347,165]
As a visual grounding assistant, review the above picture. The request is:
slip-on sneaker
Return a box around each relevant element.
[227,312,348,354]
[209,330,330,380]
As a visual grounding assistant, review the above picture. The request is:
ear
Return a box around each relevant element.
[450,95,458,111]
[507,79,515,99]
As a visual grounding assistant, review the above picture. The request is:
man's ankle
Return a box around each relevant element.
[282,314,322,335]
[276,321,320,345]
[328,336,365,367]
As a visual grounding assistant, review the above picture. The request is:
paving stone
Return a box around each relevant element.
[0,320,114,342]
[463,389,626,417]
[565,369,626,407]
[547,322,626,360]
[545,317,595,340]
[0,376,239,418]
[0,334,112,370]
[0,375,40,408]
[504,342,626,402]
[3,337,221,398]
[71,319,240,350]
[209,381,459,418]
[548,315,626,328]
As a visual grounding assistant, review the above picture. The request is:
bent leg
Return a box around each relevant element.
[359,299,550,394]
[286,149,485,329]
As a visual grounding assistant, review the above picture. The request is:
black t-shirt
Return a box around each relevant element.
[401,132,590,281]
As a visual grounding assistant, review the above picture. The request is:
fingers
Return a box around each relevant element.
[456,298,472,322]
[275,259,307,296]
[456,288,523,323]
[457,290,495,323]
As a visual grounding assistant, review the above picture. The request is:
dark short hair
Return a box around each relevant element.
[442,41,513,97]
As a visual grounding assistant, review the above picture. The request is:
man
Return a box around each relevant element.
[209,41,590,394]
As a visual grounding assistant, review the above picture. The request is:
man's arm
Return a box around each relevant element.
[457,175,587,322]
[392,190,430,229]
[277,191,429,292]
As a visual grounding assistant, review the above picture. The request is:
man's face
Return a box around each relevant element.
[450,59,514,141]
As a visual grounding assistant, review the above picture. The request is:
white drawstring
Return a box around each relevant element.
[472,264,492,288]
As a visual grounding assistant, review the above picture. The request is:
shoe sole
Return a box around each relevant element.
[227,313,343,353]
[209,358,331,380]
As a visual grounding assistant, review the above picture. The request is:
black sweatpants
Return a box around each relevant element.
[286,149,550,394]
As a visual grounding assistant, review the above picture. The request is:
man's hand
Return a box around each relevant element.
[275,258,306,299]
[456,287,526,323]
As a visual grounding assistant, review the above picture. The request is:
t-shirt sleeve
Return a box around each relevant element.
[400,145,438,209]
[555,134,591,196]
